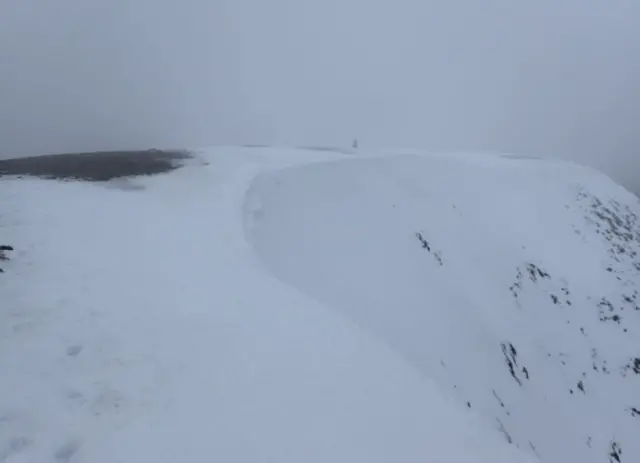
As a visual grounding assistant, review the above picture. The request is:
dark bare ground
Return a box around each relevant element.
[0,149,192,182]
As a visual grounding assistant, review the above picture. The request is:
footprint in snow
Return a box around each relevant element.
[65,346,83,357]
[0,436,33,462]
[10,321,35,335]
[54,439,81,463]
[65,389,85,405]
[90,386,126,416]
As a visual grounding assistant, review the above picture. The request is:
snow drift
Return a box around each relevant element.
[246,151,640,463]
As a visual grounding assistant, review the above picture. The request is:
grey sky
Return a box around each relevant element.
[1,1,639,191]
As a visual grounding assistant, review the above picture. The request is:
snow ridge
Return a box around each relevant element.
[1,147,536,462]
[247,151,640,463]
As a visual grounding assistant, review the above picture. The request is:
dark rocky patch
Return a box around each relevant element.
[526,263,550,282]
[501,342,523,385]
[496,419,513,444]
[509,269,523,299]
[0,149,191,182]
[416,232,430,251]
[609,441,622,463]
[598,297,624,324]
[0,245,12,260]
[591,348,611,375]
[492,390,510,416]
[0,245,12,272]
[415,232,443,266]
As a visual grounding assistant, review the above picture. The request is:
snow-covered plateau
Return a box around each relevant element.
[1,146,638,463]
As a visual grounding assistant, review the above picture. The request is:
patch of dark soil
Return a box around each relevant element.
[0,149,192,182]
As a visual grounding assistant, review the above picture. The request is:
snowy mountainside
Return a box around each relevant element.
[0,147,537,462]
[246,151,640,463]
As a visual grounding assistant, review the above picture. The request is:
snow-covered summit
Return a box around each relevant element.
[1,146,638,462]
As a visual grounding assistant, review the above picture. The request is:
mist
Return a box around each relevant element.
[1,1,639,192]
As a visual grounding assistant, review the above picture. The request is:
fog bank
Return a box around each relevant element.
[1,1,639,191]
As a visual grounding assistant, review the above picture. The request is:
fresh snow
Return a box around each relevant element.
[1,146,638,462]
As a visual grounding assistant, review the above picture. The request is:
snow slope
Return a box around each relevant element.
[0,147,536,462]
[247,151,640,463]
